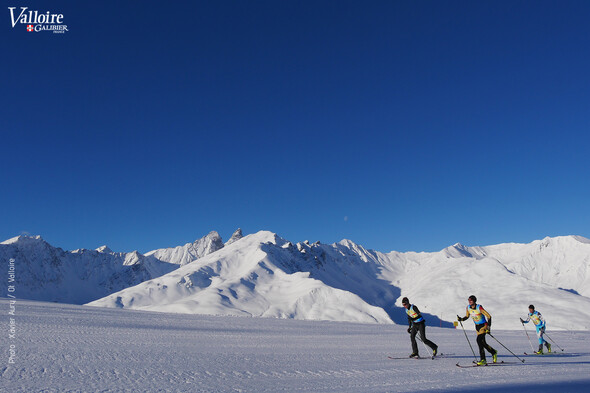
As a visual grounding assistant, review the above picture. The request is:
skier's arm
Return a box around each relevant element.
[412,305,423,322]
[481,306,491,323]
[480,306,492,332]
[457,308,469,322]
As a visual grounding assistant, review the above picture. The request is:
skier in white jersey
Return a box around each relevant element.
[521,304,551,354]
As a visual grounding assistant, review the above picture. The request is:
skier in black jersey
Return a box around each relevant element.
[402,297,438,358]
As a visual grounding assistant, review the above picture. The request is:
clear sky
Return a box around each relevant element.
[2,1,589,253]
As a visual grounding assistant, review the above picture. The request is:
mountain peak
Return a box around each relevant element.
[337,239,356,247]
[205,231,220,238]
[123,251,143,266]
[1,234,46,246]
[96,245,113,253]
[442,242,473,258]
[144,231,225,266]
[226,228,244,246]
[202,231,224,252]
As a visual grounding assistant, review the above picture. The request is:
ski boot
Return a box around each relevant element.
[476,359,487,366]
[492,351,498,363]
[432,346,438,357]
[546,342,552,353]
[409,353,419,358]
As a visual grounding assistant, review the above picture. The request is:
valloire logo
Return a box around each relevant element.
[8,6,69,33]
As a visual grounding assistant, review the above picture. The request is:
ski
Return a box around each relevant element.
[387,353,452,360]
[524,352,562,356]
[455,361,514,368]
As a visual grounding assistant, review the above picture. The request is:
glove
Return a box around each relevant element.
[520,318,524,323]
[457,315,464,322]
[484,323,490,334]
[407,327,411,334]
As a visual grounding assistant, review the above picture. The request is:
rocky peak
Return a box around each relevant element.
[225,228,244,246]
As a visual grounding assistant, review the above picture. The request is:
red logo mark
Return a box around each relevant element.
[27,25,34,32]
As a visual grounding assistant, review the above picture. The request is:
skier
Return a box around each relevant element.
[457,295,497,365]
[401,297,438,358]
[521,304,551,354]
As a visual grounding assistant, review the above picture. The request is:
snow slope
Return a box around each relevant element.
[89,231,392,324]
[383,236,590,330]
[2,299,589,392]
[476,236,590,297]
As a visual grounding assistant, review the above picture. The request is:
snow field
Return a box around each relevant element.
[2,300,589,392]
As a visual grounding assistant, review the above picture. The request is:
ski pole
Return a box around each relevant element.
[521,320,535,352]
[417,336,430,354]
[543,332,565,352]
[488,333,525,363]
[458,318,478,361]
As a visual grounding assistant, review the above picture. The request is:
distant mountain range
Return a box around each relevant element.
[0,230,240,304]
[2,230,589,330]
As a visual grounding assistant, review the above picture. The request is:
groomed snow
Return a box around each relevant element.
[2,299,589,392]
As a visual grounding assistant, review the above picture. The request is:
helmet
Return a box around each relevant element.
[468,295,477,302]
[401,297,409,305]
[529,304,535,310]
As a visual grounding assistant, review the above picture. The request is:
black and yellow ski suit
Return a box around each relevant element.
[458,303,497,361]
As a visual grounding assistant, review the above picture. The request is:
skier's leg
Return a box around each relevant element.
[482,333,495,355]
[541,327,551,351]
[476,333,486,360]
[418,323,437,351]
[410,325,419,355]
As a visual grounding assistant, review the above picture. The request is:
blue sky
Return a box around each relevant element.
[2,1,589,253]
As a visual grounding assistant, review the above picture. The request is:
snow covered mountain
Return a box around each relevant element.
[382,237,590,331]
[0,232,227,304]
[3,231,590,329]
[89,232,393,323]
[88,231,590,330]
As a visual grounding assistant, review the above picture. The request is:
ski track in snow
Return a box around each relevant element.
[2,300,589,392]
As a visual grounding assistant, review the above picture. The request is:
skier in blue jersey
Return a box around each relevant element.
[401,297,438,358]
[521,304,551,354]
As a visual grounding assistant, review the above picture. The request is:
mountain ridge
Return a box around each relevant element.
[0,231,232,304]
[2,232,589,329]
